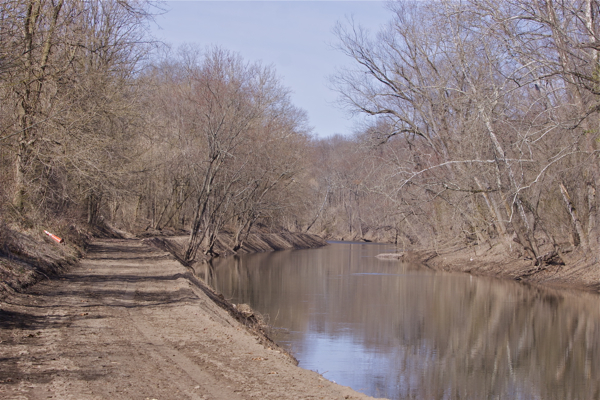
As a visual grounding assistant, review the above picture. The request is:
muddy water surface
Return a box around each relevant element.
[200,242,600,399]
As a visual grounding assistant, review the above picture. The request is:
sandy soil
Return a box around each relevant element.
[0,238,379,400]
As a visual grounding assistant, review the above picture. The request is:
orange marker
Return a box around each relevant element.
[44,230,64,244]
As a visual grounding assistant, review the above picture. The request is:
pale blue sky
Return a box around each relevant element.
[151,1,391,138]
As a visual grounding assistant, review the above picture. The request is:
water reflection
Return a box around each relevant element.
[199,242,600,400]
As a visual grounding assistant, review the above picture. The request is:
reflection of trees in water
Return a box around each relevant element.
[207,244,600,399]
[381,282,600,399]
[193,260,215,284]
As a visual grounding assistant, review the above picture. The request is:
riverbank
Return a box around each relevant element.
[146,228,327,265]
[417,240,600,293]
[0,238,378,399]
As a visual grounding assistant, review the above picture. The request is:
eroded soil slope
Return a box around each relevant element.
[0,239,377,400]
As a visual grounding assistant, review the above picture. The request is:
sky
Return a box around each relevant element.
[151,1,391,138]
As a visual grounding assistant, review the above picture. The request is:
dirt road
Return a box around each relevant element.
[0,239,377,400]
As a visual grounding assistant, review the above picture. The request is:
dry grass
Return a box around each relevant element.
[0,218,89,300]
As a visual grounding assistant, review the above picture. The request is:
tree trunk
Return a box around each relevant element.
[87,193,101,225]
[305,186,329,233]
[560,182,587,249]
[588,182,597,247]
[474,177,508,239]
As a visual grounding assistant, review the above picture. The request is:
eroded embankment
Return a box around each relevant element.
[419,241,600,293]
[0,224,90,301]
[147,229,327,265]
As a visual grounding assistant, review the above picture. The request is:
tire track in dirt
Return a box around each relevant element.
[118,249,244,400]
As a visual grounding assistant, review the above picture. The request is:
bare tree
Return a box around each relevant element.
[0,0,154,223]
[137,46,310,262]
[331,0,600,262]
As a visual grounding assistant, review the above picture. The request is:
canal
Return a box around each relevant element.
[197,242,600,399]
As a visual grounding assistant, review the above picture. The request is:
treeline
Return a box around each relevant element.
[323,0,600,264]
[2,0,600,266]
[139,47,310,261]
[0,0,311,263]
[0,1,150,227]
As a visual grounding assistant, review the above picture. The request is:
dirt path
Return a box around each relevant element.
[0,239,378,400]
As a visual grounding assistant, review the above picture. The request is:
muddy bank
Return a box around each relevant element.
[316,227,400,245]
[0,238,376,400]
[147,229,327,265]
[419,240,600,293]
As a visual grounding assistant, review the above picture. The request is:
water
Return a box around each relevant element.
[197,242,600,399]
